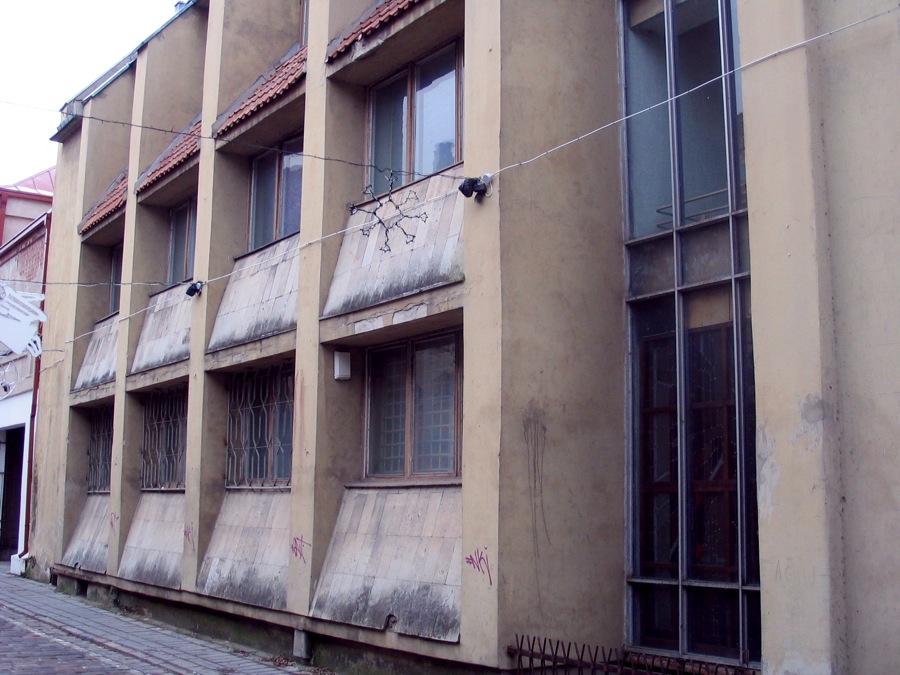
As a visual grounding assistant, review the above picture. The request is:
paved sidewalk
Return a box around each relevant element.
[0,563,316,674]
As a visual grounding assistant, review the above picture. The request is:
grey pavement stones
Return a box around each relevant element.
[0,563,315,674]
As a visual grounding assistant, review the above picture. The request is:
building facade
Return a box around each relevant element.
[0,169,53,573]
[31,0,900,672]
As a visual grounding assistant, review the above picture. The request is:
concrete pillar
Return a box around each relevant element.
[740,2,846,672]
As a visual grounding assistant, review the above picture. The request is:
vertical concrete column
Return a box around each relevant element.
[289,0,370,614]
[108,49,172,573]
[457,0,503,666]
[740,3,846,672]
[180,0,249,591]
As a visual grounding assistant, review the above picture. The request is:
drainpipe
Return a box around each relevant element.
[16,211,51,564]
[0,193,8,242]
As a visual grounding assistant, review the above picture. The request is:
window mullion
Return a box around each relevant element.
[406,65,415,186]
[406,342,415,478]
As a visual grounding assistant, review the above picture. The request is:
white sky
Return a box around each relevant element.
[0,1,180,186]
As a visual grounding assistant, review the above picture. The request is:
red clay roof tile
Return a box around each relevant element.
[79,171,128,235]
[136,119,201,194]
[215,45,308,137]
[327,0,420,61]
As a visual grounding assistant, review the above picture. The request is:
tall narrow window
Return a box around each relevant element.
[367,332,461,478]
[87,405,114,493]
[226,362,294,487]
[141,387,188,490]
[168,200,196,285]
[108,245,123,314]
[623,0,758,664]
[370,42,462,195]
[249,137,303,251]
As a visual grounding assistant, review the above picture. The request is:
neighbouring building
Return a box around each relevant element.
[30,0,900,672]
[0,168,53,573]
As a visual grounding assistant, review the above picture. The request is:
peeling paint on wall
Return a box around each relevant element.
[207,235,299,353]
[61,494,110,573]
[73,315,118,390]
[323,173,465,318]
[757,424,778,521]
[131,287,191,373]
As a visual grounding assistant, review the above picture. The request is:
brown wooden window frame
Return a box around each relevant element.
[365,330,462,480]
[368,39,464,195]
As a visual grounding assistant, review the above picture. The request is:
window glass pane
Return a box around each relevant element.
[674,0,729,223]
[681,220,731,284]
[279,139,303,238]
[740,280,759,585]
[415,46,457,180]
[624,0,673,237]
[251,151,278,250]
[685,291,737,583]
[729,0,747,210]
[109,246,122,314]
[634,584,679,651]
[746,591,762,662]
[634,297,677,579]
[372,75,408,194]
[169,206,187,285]
[629,236,674,296]
[640,336,678,578]
[686,587,740,659]
[413,335,456,474]
[369,346,407,475]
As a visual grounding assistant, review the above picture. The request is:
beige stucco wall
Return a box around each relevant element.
[490,0,625,653]
[741,0,899,672]
[812,2,900,672]
[31,0,900,671]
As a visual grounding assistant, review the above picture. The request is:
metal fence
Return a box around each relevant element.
[141,387,188,490]
[508,635,759,675]
[87,405,114,493]
[226,361,294,487]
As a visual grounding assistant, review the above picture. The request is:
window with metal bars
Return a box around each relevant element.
[226,362,294,487]
[366,332,461,479]
[141,387,188,490]
[622,0,760,664]
[87,405,114,493]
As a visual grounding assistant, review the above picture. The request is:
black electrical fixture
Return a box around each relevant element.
[458,173,493,202]
[185,280,204,297]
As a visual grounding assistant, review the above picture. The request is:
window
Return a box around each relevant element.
[226,362,294,486]
[168,200,196,285]
[370,42,462,195]
[87,405,114,493]
[299,0,309,48]
[108,245,123,314]
[623,0,759,664]
[367,332,461,478]
[249,137,303,251]
[141,387,188,490]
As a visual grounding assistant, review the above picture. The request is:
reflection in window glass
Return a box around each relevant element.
[372,75,408,195]
[415,47,457,180]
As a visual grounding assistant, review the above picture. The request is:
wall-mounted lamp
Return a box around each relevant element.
[185,280,204,297]
[458,173,493,202]
[334,351,351,381]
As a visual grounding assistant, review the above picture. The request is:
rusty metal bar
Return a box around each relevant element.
[509,635,760,675]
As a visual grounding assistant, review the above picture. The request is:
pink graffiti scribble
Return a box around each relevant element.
[291,535,311,563]
[465,546,492,586]
[109,512,120,530]
[183,523,195,552]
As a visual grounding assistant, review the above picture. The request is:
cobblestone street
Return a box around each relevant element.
[0,563,314,674]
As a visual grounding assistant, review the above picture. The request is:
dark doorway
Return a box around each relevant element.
[0,427,25,560]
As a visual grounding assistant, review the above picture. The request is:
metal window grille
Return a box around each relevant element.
[87,405,114,493]
[227,362,294,487]
[141,387,188,490]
